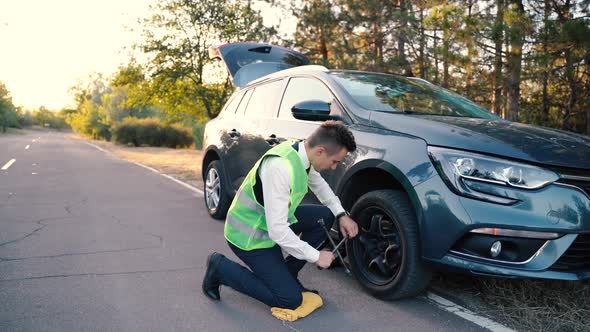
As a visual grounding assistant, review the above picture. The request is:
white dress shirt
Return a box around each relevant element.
[259,141,346,263]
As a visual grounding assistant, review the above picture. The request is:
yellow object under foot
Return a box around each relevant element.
[270,292,323,322]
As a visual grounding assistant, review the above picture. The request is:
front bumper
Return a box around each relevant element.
[414,169,590,280]
[428,233,590,280]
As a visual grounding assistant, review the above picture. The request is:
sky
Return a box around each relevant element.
[0,0,294,111]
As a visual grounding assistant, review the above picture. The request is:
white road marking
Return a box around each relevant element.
[84,140,511,331]
[426,292,515,332]
[25,145,30,150]
[1,159,16,170]
[32,172,37,175]
[87,143,108,153]
[84,142,204,195]
[32,139,36,142]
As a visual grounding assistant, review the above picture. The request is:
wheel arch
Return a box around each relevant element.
[202,146,222,180]
[337,160,425,231]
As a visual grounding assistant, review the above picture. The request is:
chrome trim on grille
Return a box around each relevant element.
[560,174,590,182]
[554,182,590,199]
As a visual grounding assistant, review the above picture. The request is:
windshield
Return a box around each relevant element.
[330,71,498,119]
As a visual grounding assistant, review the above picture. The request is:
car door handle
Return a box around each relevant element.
[266,134,280,145]
[229,129,241,138]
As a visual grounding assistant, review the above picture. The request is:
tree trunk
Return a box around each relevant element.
[562,48,576,130]
[320,26,329,63]
[541,0,550,126]
[419,5,426,79]
[443,24,450,88]
[586,53,590,135]
[506,0,525,122]
[559,1,576,130]
[541,0,551,126]
[464,1,475,95]
[398,0,413,76]
[491,0,504,115]
[434,29,440,84]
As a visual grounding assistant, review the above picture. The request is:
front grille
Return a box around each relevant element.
[551,234,590,271]
[558,178,590,196]
[551,167,590,197]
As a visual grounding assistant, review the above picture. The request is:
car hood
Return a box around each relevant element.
[209,42,309,88]
[369,111,590,169]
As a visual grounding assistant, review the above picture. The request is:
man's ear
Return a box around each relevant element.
[315,145,326,156]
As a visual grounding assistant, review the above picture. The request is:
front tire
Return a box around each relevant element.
[346,189,432,300]
[204,160,231,220]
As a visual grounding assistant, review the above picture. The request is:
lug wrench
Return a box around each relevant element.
[331,237,346,253]
[318,218,352,276]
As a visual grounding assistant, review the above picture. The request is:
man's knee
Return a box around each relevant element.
[276,291,303,310]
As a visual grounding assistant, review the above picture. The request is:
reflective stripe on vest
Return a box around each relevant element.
[226,214,298,241]
[236,190,265,216]
[226,214,270,240]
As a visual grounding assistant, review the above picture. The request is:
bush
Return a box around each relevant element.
[192,122,206,150]
[112,117,193,148]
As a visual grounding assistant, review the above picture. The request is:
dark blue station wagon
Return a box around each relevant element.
[202,42,590,300]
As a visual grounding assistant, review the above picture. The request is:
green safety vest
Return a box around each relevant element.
[224,141,309,250]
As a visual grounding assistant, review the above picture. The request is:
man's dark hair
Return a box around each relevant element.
[307,120,356,154]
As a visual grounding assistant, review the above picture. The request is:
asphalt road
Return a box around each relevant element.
[0,131,487,331]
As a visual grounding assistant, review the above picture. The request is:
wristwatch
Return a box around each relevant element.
[335,211,349,221]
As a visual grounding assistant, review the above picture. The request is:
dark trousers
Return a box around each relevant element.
[215,204,335,309]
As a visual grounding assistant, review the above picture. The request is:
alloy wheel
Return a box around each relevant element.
[352,207,403,286]
[205,167,221,210]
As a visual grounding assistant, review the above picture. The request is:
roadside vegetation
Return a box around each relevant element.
[0,82,68,133]
[434,273,590,332]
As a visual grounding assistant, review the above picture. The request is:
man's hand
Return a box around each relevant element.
[339,215,358,238]
[315,250,335,269]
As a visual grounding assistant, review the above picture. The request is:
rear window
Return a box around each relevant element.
[330,72,497,119]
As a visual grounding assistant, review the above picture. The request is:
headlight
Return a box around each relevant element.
[428,146,559,203]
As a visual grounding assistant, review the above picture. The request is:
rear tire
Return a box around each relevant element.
[204,160,231,220]
[346,189,432,300]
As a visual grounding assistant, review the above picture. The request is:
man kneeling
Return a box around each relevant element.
[202,121,358,313]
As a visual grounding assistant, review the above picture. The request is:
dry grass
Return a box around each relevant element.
[0,127,40,136]
[433,273,590,332]
[70,134,203,188]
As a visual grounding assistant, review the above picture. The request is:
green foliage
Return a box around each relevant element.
[18,110,34,127]
[66,100,110,139]
[0,81,19,132]
[31,106,68,130]
[192,122,206,150]
[139,0,272,119]
[112,117,193,148]
[290,0,590,135]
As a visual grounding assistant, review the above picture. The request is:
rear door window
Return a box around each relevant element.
[278,77,333,119]
[244,80,284,118]
[236,89,253,115]
[222,91,244,115]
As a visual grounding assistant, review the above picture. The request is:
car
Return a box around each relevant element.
[201,42,590,300]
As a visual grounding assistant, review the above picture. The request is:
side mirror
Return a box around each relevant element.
[292,100,333,121]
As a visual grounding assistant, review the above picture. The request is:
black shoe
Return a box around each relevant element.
[296,279,319,295]
[202,252,223,300]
